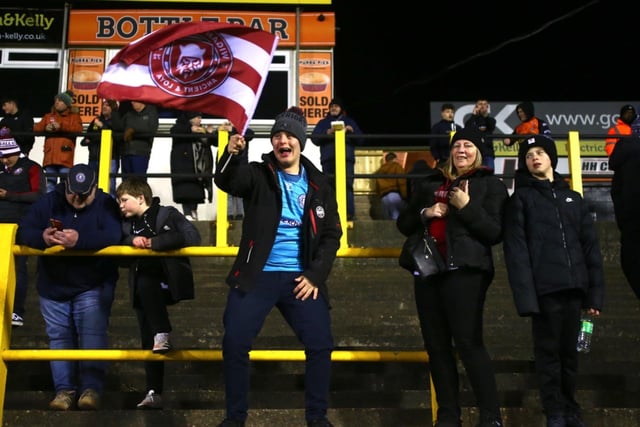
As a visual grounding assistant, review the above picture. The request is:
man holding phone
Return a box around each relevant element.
[465,99,497,170]
[16,163,122,411]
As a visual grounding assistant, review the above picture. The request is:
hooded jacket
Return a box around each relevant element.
[503,171,605,316]
[508,102,552,147]
[214,149,342,304]
[16,183,121,301]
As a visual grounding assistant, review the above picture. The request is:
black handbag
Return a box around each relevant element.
[398,230,446,279]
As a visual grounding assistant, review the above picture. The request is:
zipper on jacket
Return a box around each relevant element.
[552,188,572,268]
[246,240,254,263]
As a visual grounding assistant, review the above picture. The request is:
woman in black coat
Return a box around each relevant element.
[396,128,508,427]
[169,111,215,220]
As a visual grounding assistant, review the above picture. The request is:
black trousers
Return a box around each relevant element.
[532,291,582,417]
[134,272,172,393]
[414,268,500,424]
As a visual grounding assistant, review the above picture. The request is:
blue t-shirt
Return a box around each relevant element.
[264,167,308,271]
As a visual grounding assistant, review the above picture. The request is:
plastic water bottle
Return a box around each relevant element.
[576,314,594,353]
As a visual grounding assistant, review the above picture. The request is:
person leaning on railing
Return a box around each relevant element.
[15,164,122,412]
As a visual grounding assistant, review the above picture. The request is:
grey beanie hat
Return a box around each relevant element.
[271,108,308,150]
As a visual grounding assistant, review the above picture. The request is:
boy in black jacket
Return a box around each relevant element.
[503,136,605,427]
[116,177,201,409]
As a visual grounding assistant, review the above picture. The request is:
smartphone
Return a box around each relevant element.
[49,218,63,231]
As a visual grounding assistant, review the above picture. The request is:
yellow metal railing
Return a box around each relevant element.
[1,130,591,425]
[0,223,430,425]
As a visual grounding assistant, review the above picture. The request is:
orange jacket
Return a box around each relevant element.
[605,119,632,157]
[34,109,83,168]
[374,160,408,199]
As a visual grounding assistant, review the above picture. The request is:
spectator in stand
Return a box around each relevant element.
[214,107,342,427]
[169,111,217,221]
[311,97,363,221]
[80,99,122,197]
[465,99,497,170]
[503,135,605,427]
[503,101,552,152]
[604,104,636,157]
[373,152,407,220]
[0,128,46,327]
[396,127,507,427]
[0,97,35,156]
[429,103,462,167]
[16,164,121,411]
[116,177,201,410]
[33,90,83,193]
[114,101,159,180]
[609,133,640,301]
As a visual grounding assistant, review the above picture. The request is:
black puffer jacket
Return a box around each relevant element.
[396,167,508,278]
[503,172,605,316]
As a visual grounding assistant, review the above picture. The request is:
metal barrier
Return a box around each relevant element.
[0,129,593,424]
[0,223,437,425]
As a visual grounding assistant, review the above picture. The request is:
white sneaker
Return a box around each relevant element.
[152,332,171,354]
[11,313,23,327]
[136,389,163,409]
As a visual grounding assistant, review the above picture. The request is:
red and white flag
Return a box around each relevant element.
[97,21,278,134]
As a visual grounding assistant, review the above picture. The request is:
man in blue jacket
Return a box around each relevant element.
[16,163,122,412]
[311,97,363,220]
[214,107,342,427]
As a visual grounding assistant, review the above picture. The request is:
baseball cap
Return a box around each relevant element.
[66,164,97,195]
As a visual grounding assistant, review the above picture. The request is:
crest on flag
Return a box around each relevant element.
[97,22,279,134]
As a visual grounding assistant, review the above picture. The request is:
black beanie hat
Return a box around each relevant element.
[518,135,558,169]
[329,97,344,110]
[271,107,308,150]
[450,127,484,150]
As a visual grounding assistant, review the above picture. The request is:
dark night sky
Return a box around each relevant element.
[332,0,629,134]
[15,0,629,135]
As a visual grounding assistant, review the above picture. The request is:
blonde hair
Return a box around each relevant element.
[439,146,483,180]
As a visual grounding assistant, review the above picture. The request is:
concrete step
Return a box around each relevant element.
[3,221,638,427]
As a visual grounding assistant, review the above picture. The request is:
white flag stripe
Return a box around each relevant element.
[222,33,274,70]
[102,64,155,87]
[102,63,257,113]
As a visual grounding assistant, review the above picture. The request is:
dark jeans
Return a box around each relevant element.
[414,268,500,424]
[222,271,333,422]
[121,155,150,180]
[532,291,582,417]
